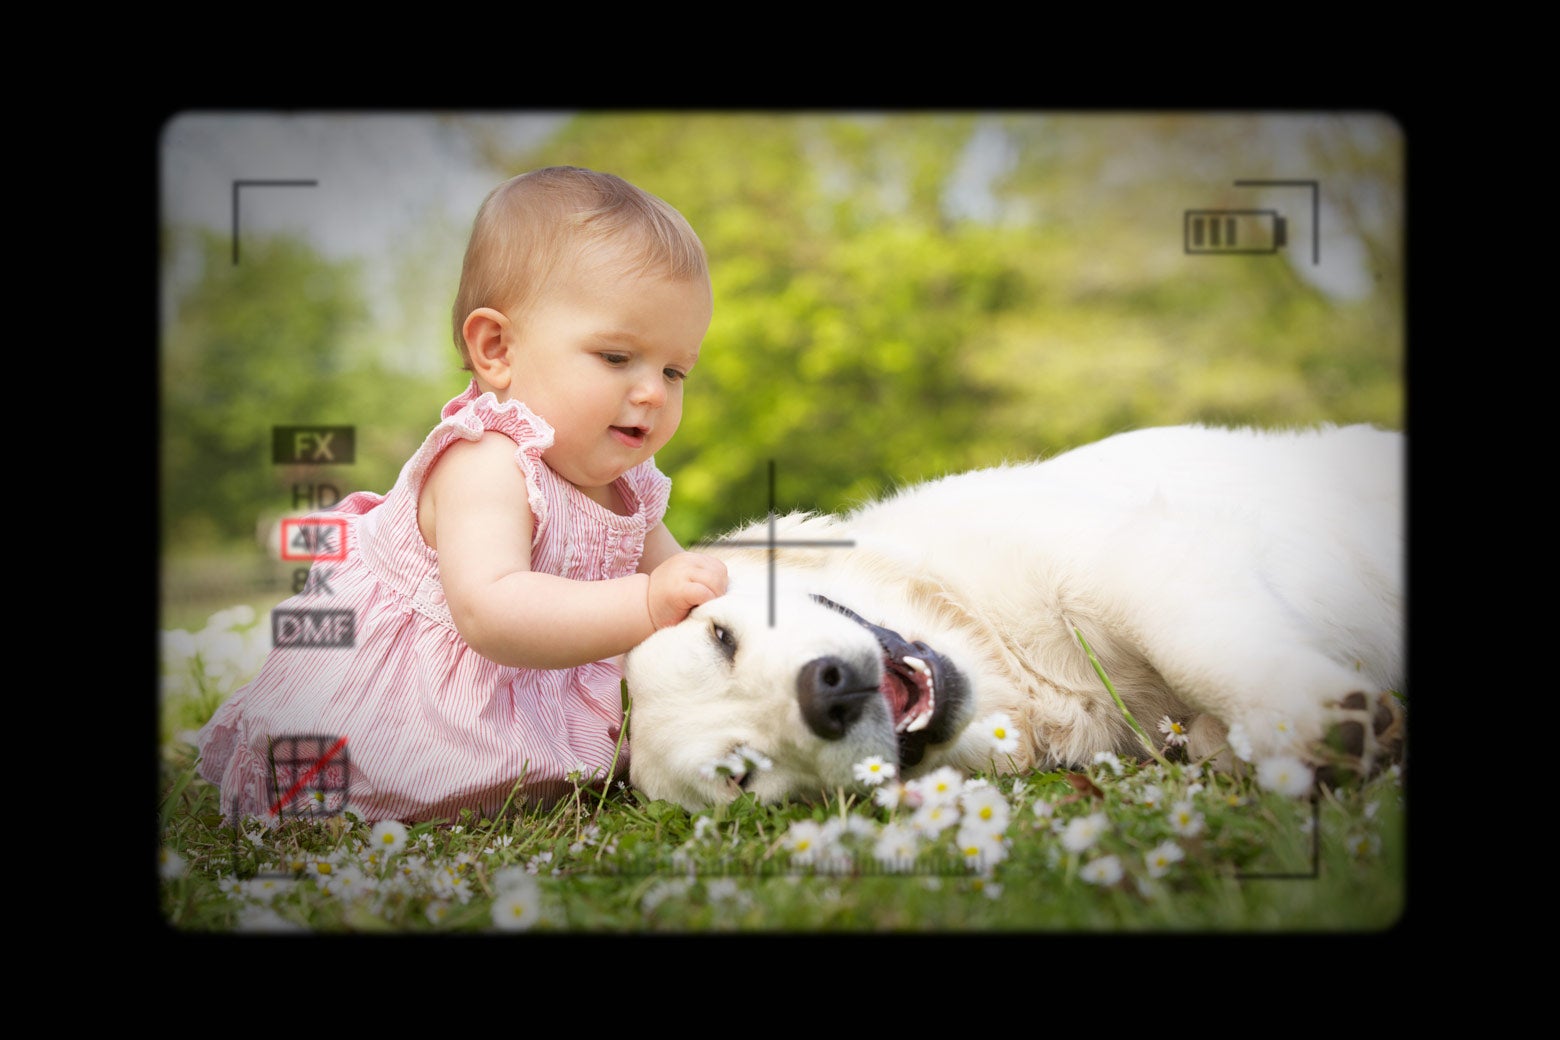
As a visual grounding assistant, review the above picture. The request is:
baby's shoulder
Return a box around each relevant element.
[418,431,535,549]
[426,430,529,494]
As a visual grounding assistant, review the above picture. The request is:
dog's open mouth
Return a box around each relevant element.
[812,595,959,768]
[881,645,939,735]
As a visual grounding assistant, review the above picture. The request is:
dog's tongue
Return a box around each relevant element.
[858,620,937,733]
[880,665,912,718]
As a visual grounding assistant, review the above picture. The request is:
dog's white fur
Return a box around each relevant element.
[625,424,1404,811]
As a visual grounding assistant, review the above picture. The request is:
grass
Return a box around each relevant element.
[157,604,1407,934]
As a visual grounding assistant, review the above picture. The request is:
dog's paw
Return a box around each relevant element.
[1314,690,1404,787]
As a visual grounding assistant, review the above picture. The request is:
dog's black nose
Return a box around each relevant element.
[797,656,877,740]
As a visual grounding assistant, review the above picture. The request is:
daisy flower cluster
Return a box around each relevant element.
[765,740,1388,901]
[160,606,271,741]
[700,745,773,782]
[1027,761,1209,892]
[172,814,560,932]
[772,765,1017,885]
[161,704,1404,930]
[1217,717,1324,798]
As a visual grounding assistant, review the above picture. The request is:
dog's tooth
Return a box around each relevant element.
[903,656,935,695]
[905,690,936,732]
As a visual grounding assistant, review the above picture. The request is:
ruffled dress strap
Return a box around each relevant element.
[430,381,557,528]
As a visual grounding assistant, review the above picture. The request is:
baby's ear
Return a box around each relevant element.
[462,308,513,392]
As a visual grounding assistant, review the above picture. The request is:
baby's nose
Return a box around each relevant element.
[631,376,665,407]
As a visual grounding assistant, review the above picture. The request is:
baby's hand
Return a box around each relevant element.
[646,552,729,630]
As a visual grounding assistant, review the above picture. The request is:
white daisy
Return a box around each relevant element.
[1080,854,1123,885]
[158,847,186,881]
[323,864,369,898]
[1158,715,1190,747]
[1169,800,1206,838]
[368,820,409,853]
[911,766,965,806]
[872,822,922,872]
[784,820,828,865]
[491,884,542,931]
[852,756,896,786]
[1060,812,1109,852]
[1144,841,1184,879]
[979,712,1021,755]
[241,875,290,902]
[956,824,1009,872]
[972,877,1004,900]
[908,801,960,837]
[1256,755,1314,798]
[959,785,1011,833]
[873,780,917,811]
[1346,832,1381,858]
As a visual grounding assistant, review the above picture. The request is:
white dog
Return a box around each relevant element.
[624,424,1404,811]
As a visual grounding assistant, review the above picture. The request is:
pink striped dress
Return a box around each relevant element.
[196,381,670,823]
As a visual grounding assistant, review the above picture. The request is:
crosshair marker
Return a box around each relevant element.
[699,460,855,626]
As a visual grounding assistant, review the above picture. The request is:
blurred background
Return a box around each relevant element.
[159,111,1404,636]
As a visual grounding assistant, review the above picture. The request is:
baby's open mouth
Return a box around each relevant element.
[610,426,648,447]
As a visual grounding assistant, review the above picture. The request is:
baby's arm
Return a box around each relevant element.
[427,433,675,669]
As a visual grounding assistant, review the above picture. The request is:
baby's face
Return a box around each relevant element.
[506,250,712,498]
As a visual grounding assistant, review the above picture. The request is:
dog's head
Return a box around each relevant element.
[624,569,975,810]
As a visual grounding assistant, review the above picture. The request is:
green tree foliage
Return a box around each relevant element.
[163,112,1404,577]
[482,113,1402,543]
[160,230,451,555]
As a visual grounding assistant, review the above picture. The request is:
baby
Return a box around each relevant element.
[196,166,728,822]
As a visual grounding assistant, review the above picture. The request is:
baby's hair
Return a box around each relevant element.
[451,166,709,370]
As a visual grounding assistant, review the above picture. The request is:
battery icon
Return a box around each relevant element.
[1184,209,1288,254]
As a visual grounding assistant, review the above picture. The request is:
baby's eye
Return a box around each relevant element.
[600,353,630,366]
[663,367,687,382]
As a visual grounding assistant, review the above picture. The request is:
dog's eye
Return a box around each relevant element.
[710,622,737,660]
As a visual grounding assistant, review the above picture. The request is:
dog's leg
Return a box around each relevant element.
[1090,509,1403,782]
[1133,583,1404,781]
